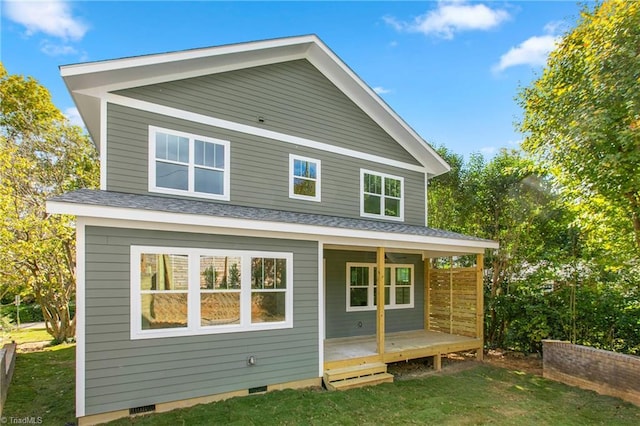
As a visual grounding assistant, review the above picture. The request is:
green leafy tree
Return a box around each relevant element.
[0,63,99,342]
[519,0,640,258]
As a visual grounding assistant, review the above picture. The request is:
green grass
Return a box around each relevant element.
[2,326,52,345]
[3,344,640,426]
[2,344,75,426]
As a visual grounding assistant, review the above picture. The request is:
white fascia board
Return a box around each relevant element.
[60,35,317,77]
[46,200,499,252]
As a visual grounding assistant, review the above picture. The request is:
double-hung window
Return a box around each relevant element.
[346,263,414,311]
[131,246,293,339]
[289,154,321,201]
[149,126,230,200]
[360,169,403,220]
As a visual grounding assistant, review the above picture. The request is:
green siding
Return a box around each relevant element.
[115,59,420,165]
[324,249,424,339]
[106,104,427,226]
[83,226,318,415]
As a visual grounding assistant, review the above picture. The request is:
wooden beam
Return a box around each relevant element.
[476,253,484,360]
[376,247,385,356]
[433,354,442,371]
[449,256,453,335]
[424,258,431,331]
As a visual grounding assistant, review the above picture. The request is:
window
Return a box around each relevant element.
[360,169,403,220]
[131,246,293,339]
[346,263,414,311]
[149,126,230,200]
[289,154,321,201]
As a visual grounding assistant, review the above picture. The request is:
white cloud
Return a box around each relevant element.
[385,1,510,39]
[5,0,88,41]
[493,35,559,72]
[64,107,84,128]
[40,40,78,56]
[373,86,392,95]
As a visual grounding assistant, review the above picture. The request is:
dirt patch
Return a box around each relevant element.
[388,349,543,380]
[17,340,51,352]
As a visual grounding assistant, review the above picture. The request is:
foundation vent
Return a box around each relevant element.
[248,385,267,394]
[129,404,156,415]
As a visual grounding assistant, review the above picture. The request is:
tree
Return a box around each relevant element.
[518,0,640,257]
[0,63,99,342]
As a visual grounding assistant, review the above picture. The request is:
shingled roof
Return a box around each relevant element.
[50,189,495,245]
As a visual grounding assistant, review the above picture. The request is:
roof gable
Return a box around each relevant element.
[61,35,450,177]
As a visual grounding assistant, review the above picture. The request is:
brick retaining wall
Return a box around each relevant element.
[543,340,640,406]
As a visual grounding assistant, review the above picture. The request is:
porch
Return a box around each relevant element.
[324,329,482,369]
[322,248,487,389]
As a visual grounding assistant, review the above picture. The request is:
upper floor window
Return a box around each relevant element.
[360,169,403,220]
[149,126,230,200]
[289,154,321,202]
[132,246,293,339]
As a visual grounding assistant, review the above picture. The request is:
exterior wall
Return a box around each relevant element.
[115,59,419,165]
[83,225,318,416]
[106,104,427,226]
[543,340,640,406]
[324,249,424,339]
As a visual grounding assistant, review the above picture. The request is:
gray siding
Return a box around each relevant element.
[115,59,420,165]
[83,226,318,415]
[106,104,427,226]
[324,249,424,339]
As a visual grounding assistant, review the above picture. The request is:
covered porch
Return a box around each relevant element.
[322,243,491,389]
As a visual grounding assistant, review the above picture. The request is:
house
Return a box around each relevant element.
[47,35,498,425]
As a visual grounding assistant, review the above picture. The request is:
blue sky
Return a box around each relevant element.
[1,1,585,160]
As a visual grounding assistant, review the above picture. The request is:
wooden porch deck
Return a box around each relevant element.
[325,330,482,368]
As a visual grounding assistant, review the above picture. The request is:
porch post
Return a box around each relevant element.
[424,257,431,331]
[476,253,484,360]
[376,247,385,356]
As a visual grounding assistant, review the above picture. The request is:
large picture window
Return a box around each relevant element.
[131,246,293,339]
[149,126,230,200]
[289,154,321,202]
[346,263,414,311]
[360,169,404,220]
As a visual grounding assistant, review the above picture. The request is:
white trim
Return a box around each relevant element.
[99,99,107,190]
[130,246,293,339]
[289,154,321,202]
[105,93,427,174]
[148,126,231,201]
[345,262,414,312]
[75,218,86,418]
[360,168,404,221]
[60,36,314,77]
[46,202,498,252]
[318,242,325,377]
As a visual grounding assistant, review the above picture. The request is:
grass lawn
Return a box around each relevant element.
[2,326,52,345]
[3,334,639,426]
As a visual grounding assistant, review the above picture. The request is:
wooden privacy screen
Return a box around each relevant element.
[428,267,479,337]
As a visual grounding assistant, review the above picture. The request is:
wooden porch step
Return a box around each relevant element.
[323,362,393,391]
[325,372,394,391]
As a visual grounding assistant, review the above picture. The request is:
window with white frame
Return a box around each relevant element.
[346,263,414,311]
[131,246,293,339]
[360,169,403,220]
[289,154,321,201]
[149,126,230,200]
